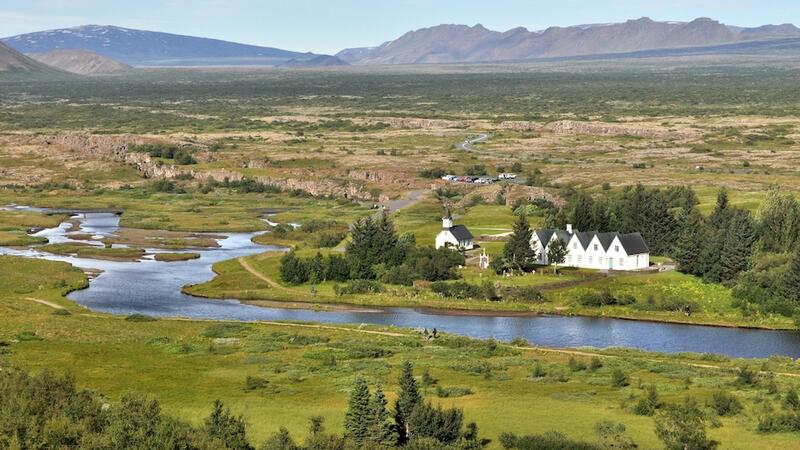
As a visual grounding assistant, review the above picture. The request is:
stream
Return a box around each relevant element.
[2,210,800,359]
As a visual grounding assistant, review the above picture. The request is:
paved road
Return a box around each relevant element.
[380,189,428,212]
[457,133,491,155]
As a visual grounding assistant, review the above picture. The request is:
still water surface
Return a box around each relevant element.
[3,211,800,359]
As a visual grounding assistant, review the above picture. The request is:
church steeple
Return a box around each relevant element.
[442,208,453,230]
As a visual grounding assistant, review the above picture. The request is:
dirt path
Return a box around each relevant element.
[26,297,64,309]
[237,257,294,293]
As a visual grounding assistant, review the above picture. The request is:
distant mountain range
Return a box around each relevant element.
[2,25,314,66]
[337,17,800,64]
[28,49,131,75]
[2,18,800,71]
[278,55,349,68]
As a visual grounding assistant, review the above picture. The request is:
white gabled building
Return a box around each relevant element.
[531,224,650,271]
[435,213,475,251]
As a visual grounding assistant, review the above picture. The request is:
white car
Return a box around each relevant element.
[499,173,517,180]
[441,175,457,181]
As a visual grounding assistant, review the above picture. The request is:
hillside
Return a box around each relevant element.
[338,17,800,64]
[3,25,314,66]
[0,41,56,72]
[27,49,131,75]
[278,55,349,68]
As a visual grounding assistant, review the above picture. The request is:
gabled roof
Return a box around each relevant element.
[533,228,650,255]
[596,232,618,251]
[618,232,649,255]
[534,230,555,245]
[449,225,474,241]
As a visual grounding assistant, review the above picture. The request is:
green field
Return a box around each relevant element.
[2,256,800,449]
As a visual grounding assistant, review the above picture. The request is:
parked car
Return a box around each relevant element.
[441,175,457,181]
[499,173,517,180]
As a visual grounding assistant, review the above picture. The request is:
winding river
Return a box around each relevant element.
[2,210,800,359]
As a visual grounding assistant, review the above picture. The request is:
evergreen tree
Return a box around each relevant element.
[673,205,705,275]
[325,254,351,282]
[719,210,757,282]
[778,250,800,302]
[757,188,800,253]
[260,427,298,450]
[279,251,308,285]
[367,384,399,447]
[407,402,464,445]
[546,238,568,274]
[591,200,611,232]
[569,191,596,232]
[344,378,372,446]
[346,216,380,279]
[204,400,253,450]
[502,214,537,273]
[394,361,421,443]
[309,252,325,282]
[700,190,733,282]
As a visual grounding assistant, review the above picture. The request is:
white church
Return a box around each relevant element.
[531,224,650,271]
[435,211,475,251]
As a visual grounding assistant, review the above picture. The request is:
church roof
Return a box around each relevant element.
[449,225,474,241]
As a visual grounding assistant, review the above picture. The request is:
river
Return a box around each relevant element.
[2,210,799,359]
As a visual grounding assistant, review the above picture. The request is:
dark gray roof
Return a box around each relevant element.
[574,231,594,249]
[535,229,555,245]
[618,232,649,255]
[596,232,618,251]
[450,225,473,241]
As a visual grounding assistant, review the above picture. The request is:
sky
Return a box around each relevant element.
[2,0,800,54]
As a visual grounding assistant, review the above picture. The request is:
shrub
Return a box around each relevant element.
[124,314,158,322]
[499,431,602,450]
[589,357,604,371]
[568,357,587,372]
[15,331,42,341]
[419,168,447,179]
[315,232,346,248]
[578,289,636,307]
[201,323,249,338]
[501,286,546,303]
[435,386,473,398]
[531,363,547,378]
[709,391,742,416]
[244,376,269,391]
[633,385,660,416]
[611,369,630,388]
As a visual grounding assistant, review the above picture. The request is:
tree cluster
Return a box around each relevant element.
[280,214,464,287]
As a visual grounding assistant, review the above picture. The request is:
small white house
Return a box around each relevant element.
[435,213,474,250]
[531,224,650,271]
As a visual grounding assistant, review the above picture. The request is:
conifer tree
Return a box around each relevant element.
[279,251,308,285]
[778,250,800,302]
[569,191,596,232]
[719,210,756,282]
[394,361,421,443]
[700,190,732,282]
[673,205,705,275]
[204,400,252,450]
[344,378,373,446]
[346,216,379,279]
[502,214,537,273]
[367,384,399,447]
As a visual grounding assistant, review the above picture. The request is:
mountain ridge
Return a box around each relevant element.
[3,25,315,67]
[27,49,131,75]
[337,17,800,64]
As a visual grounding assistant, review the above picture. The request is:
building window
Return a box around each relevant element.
[588,256,593,264]
[600,257,605,265]
[577,256,583,264]
[594,244,598,251]
[568,256,572,264]
[573,243,577,250]
[619,258,624,266]
[614,245,620,253]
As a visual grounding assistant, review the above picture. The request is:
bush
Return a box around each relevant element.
[567,357,587,372]
[499,431,602,450]
[611,369,630,388]
[709,391,742,416]
[419,168,447,179]
[244,376,269,391]
[435,386,473,398]
[201,323,249,338]
[430,281,498,300]
[633,385,660,416]
[334,280,384,296]
[501,286,546,303]
[589,357,603,371]
[125,314,158,322]
[578,290,636,307]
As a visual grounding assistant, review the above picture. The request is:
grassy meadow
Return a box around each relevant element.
[2,256,800,449]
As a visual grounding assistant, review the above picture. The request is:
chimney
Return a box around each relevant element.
[566,224,573,233]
